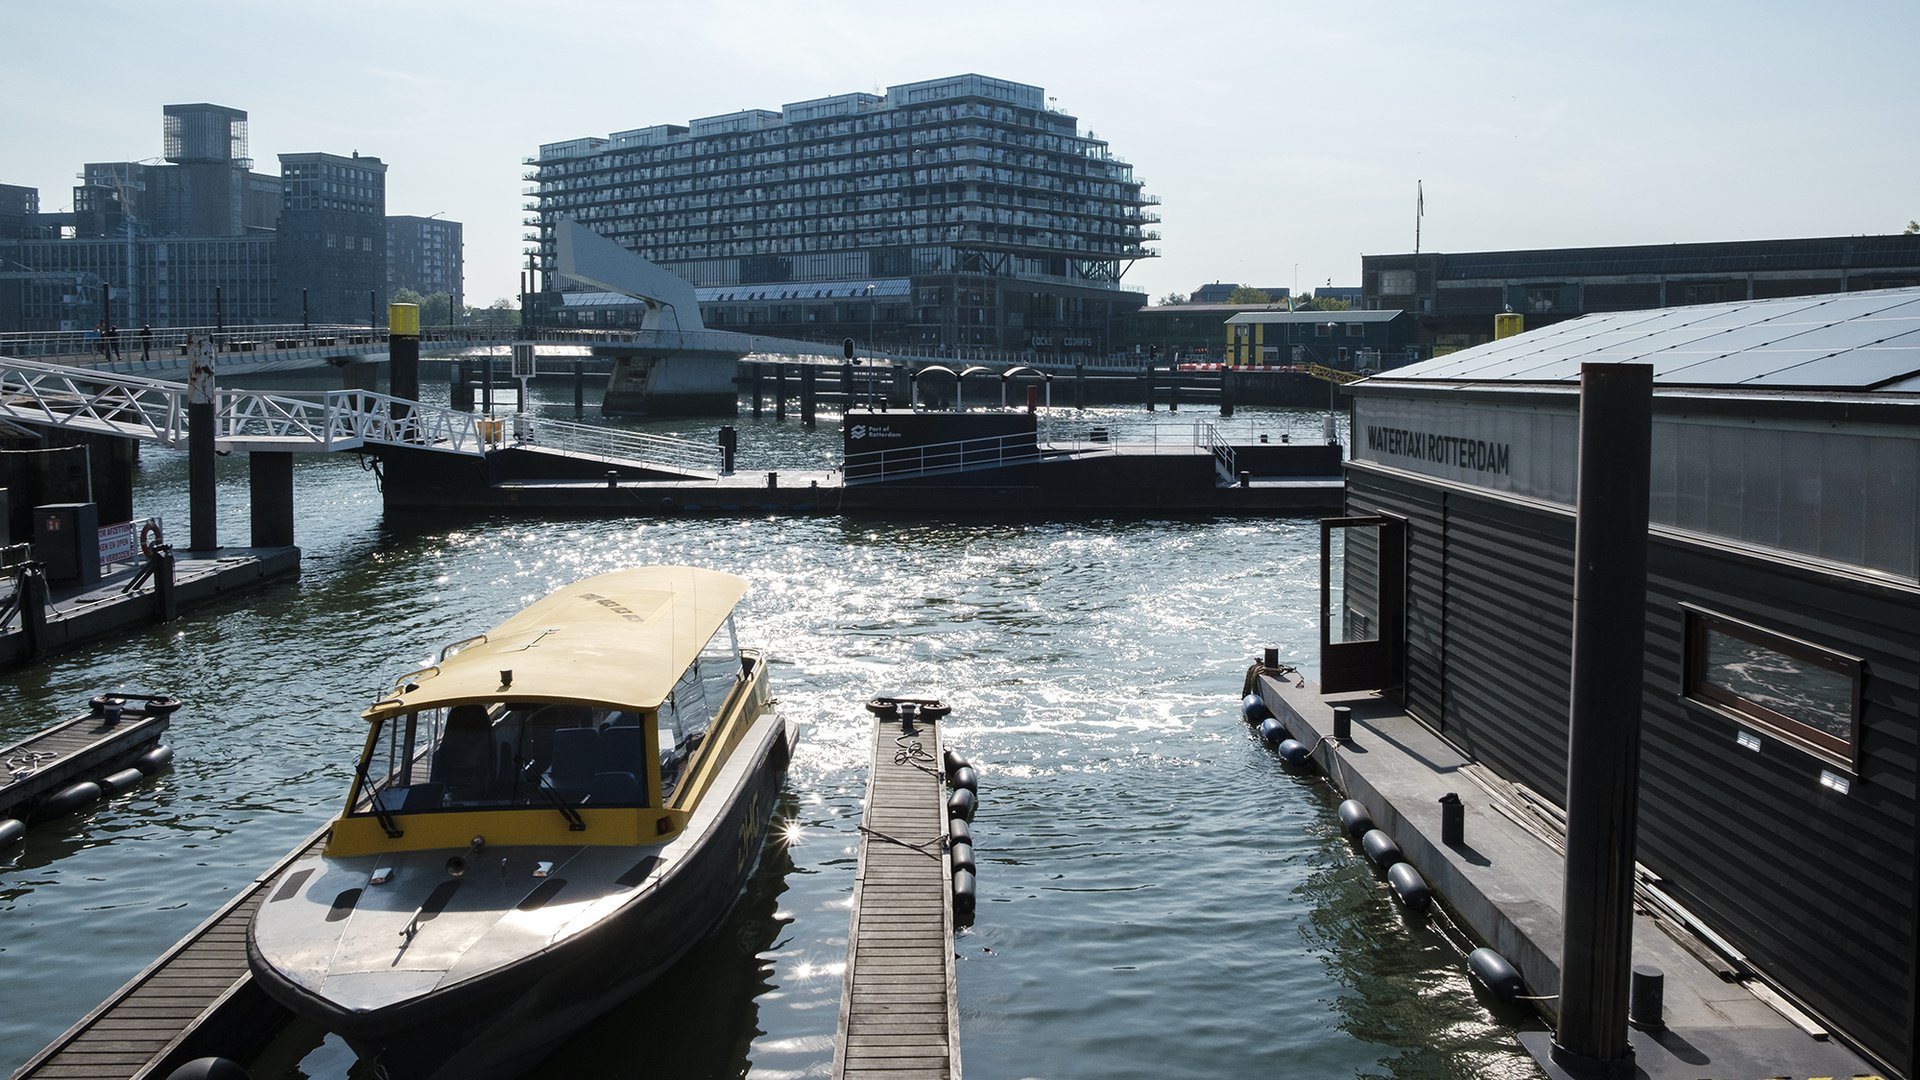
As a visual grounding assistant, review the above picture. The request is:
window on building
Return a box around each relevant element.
[1681,606,1861,769]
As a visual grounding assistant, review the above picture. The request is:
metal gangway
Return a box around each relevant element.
[0,355,723,476]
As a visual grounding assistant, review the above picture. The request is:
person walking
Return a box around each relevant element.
[140,324,152,364]
[105,323,120,363]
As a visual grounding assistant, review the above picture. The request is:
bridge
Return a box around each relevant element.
[0,355,725,474]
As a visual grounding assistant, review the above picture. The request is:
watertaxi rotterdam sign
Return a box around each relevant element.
[1352,396,1577,505]
[1364,425,1512,476]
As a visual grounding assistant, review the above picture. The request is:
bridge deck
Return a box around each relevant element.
[834,710,961,1079]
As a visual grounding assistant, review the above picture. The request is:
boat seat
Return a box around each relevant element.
[547,727,601,795]
[587,771,642,806]
[400,782,446,811]
[600,726,644,775]
[432,706,496,798]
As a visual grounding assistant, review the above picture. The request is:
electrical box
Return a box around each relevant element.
[34,502,100,585]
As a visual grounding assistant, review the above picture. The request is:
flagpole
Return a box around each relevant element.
[1415,180,1423,255]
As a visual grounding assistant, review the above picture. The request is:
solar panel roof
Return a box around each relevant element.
[1376,287,1920,392]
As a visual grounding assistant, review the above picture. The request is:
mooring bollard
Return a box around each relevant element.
[1440,791,1464,847]
[1332,704,1352,742]
[154,546,177,622]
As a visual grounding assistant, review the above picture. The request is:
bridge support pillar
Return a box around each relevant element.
[188,401,217,553]
[249,452,295,549]
[775,365,788,420]
[574,360,586,418]
[801,366,818,429]
[451,360,474,411]
[1221,368,1235,418]
[1074,362,1086,410]
[750,364,764,419]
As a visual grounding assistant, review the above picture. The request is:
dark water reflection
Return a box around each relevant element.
[0,403,1539,1079]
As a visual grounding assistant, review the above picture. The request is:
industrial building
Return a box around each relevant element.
[1,104,442,334]
[1329,286,1920,1078]
[1362,234,1920,354]
[527,74,1157,355]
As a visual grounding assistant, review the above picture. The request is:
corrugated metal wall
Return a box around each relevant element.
[1349,465,1918,1077]
[1348,473,1445,724]
[1641,539,1917,1076]
[1350,470,1576,802]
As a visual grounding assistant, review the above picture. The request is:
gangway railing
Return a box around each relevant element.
[1197,422,1237,486]
[219,390,493,456]
[0,355,720,475]
[0,356,185,443]
[503,415,723,475]
[843,430,1045,485]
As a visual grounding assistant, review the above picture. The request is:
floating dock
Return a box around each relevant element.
[0,547,300,671]
[9,831,317,1080]
[833,702,963,1080]
[1252,674,1881,1080]
[375,409,1345,518]
[0,696,175,834]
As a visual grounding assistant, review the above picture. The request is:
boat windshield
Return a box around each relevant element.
[352,703,652,816]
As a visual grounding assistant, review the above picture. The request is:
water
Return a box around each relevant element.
[0,389,1543,1079]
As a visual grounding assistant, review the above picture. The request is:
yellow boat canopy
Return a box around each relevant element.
[362,565,748,723]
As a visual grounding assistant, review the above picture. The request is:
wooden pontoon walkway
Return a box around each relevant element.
[0,707,169,823]
[10,830,316,1080]
[833,707,962,1079]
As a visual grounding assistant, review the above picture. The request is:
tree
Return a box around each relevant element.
[469,298,519,328]
[1301,294,1351,312]
[1907,220,1919,235]
[1225,286,1272,304]
[1158,291,1187,306]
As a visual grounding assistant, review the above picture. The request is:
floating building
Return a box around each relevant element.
[1329,286,1920,1078]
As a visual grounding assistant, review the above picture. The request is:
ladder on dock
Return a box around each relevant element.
[833,703,962,1079]
[10,831,319,1080]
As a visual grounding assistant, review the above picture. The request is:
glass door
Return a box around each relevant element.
[1320,515,1405,694]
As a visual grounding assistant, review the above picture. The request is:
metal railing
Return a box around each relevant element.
[0,356,719,475]
[0,357,185,444]
[843,430,1045,485]
[220,390,493,455]
[503,415,723,475]
[1197,421,1237,485]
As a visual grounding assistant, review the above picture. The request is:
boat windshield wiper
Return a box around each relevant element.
[523,760,586,832]
[354,755,403,838]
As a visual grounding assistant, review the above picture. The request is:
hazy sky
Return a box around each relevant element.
[5,1,1915,306]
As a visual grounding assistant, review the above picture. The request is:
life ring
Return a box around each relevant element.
[139,521,163,557]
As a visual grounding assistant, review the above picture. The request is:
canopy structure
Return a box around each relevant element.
[364,565,747,721]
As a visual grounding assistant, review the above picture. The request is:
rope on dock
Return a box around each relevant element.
[855,823,947,860]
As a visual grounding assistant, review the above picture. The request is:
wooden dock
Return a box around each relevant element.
[833,703,962,1079]
[9,831,316,1080]
[0,701,171,825]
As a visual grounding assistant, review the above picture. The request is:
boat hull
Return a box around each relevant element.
[249,712,794,1080]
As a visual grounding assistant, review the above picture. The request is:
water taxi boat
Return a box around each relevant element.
[247,565,794,1079]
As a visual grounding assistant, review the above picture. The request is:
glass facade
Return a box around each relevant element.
[528,75,1156,352]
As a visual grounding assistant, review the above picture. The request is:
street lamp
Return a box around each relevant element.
[1325,322,1340,445]
[864,283,876,358]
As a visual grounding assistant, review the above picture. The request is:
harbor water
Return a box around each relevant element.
[0,387,1544,1079]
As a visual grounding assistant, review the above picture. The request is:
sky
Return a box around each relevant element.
[5,1,1916,307]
